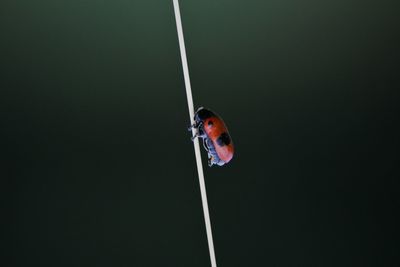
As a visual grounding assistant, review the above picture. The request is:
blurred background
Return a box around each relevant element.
[1,0,399,266]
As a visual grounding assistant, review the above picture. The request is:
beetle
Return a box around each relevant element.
[188,107,234,166]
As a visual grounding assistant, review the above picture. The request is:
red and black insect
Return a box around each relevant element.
[189,107,234,166]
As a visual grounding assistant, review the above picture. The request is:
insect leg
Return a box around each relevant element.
[187,123,196,131]
[190,122,205,141]
[208,154,214,167]
[188,120,202,131]
[202,138,209,151]
[191,132,199,141]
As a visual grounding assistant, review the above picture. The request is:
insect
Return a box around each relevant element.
[189,107,234,166]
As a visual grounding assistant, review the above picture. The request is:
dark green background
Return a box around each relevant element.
[1,0,399,266]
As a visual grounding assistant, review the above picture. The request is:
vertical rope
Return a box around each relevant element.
[172,1,217,266]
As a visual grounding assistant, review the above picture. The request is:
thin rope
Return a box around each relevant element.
[172,1,217,266]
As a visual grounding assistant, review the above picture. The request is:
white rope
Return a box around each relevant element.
[172,1,217,266]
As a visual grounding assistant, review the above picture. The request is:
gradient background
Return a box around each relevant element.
[1,0,399,266]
